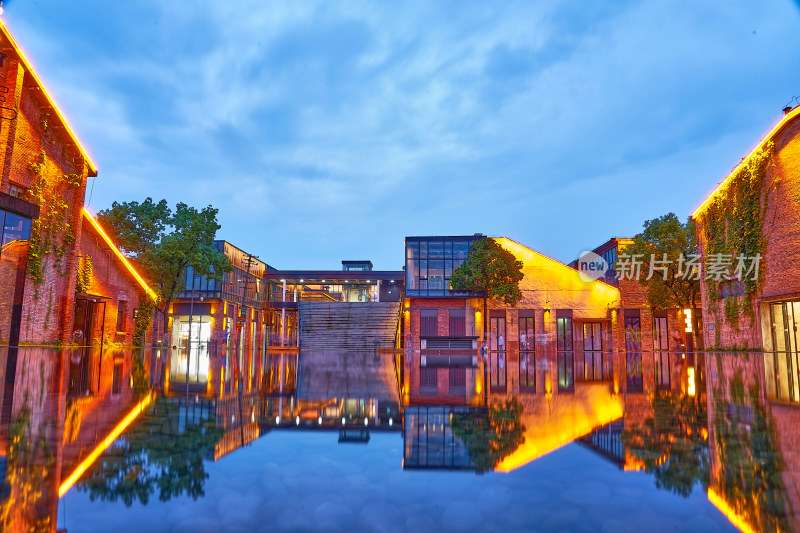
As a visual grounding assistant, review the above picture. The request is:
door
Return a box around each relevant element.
[489,315,506,392]
[625,316,643,392]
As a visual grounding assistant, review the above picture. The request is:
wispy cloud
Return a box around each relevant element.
[5,0,800,267]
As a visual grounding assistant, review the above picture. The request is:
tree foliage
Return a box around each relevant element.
[97,199,232,340]
[623,213,700,310]
[77,396,223,507]
[621,392,709,497]
[450,237,524,307]
[451,398,526,472]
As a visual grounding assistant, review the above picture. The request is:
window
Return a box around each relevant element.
[489,314,506,393]
[449,309,466,336]
[653,315,670,389]
[405,237,476,297]
[625,313,643,393]
[583,322,605,381]
[557,316,574,392]
[116,300,128,332]
[420,309,438,337]
[519,315,536,392]
[767,301,800,403]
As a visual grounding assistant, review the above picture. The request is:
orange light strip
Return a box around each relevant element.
[707,488,756,533]
[58,393,153,497]
[82,207,158,301]
[692,105,800,218]
[0,19,98,176]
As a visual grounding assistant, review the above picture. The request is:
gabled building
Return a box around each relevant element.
[401,235,619,406]
[0,20,97,345]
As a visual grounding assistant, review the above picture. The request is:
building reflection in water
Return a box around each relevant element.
[0,345,798,532]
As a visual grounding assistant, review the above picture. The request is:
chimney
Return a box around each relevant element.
[784,106,793,116]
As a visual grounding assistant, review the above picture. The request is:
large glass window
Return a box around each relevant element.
[583,322,604,381]
[768,301,800,403]
[625,314,643,393]
[557,317,574,392]
[405,237,476,297]
[519,315,535,392]
[653,315,670,389]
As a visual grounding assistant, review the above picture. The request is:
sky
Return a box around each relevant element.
[4,1,800,270]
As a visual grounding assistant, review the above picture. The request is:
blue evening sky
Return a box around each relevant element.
[4,1,800,270]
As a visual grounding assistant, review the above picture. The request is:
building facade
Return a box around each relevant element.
[0,21,97,346]
[401,235,619,406]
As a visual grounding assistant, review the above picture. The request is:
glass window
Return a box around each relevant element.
[557,317,574,391]
[653,316,670,389]
[625,315,643,392]
[2,212,32,247]
[116,300,128,332]
[519,316,535,392]
[583,322,604,381]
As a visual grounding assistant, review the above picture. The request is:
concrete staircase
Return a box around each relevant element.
[297,302,400,401]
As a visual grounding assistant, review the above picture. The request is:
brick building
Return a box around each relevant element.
[73,208,157,347]
[0,20,97,345]
[691,105,800,530]
[401,235,619,406]
[166,241,270,398]
[572,237,703,399]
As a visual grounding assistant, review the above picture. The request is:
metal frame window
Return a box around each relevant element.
[582,322,605,381]
[625,314,643,393]
[519,315,536,392]
[768,301,800,403]
[405,237,475,297]
[489,314,507,393]
[557,316,574,392]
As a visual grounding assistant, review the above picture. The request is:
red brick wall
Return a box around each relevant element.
[0,44,92,345]
[76,216,150,345]
[695,113,800,350]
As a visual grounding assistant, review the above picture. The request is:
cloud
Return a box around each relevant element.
[4,0,800,267]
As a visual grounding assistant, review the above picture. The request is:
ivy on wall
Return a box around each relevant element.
[697,142,774,328]
[74,254,93,295]
[25,149,83,295]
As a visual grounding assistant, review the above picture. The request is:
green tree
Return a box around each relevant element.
[451,397,526,472]
[622,213,700,311]
[449,237,523,341]
[450,237,523,403]
[98,199,232,344]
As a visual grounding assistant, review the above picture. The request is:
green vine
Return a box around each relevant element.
[25,150,81,294]
[698,142,773,330]
[75,254,93,294]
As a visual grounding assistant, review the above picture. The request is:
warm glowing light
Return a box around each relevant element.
[82,208,157,300]
[707,489,756,533]
[687,367,696,396]
[684,309,693,333]
[0,20,98,175]
[58,393,153,497]
[692,105,800,217]
[495,387,623,472]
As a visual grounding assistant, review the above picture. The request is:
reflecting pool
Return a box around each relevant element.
[0,347,796,532]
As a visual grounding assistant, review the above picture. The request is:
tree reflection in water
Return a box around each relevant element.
[77,396,223,506]
[450,397,526,472]
[621,392,710,497]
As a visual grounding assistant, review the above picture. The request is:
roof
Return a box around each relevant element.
[82,207,157,300]
[0,19,98,176]
[692,105,800,218]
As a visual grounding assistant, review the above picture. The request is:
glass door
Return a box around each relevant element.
[625,316,643,392]
[489,315,506,392]
[771,302,800,402]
